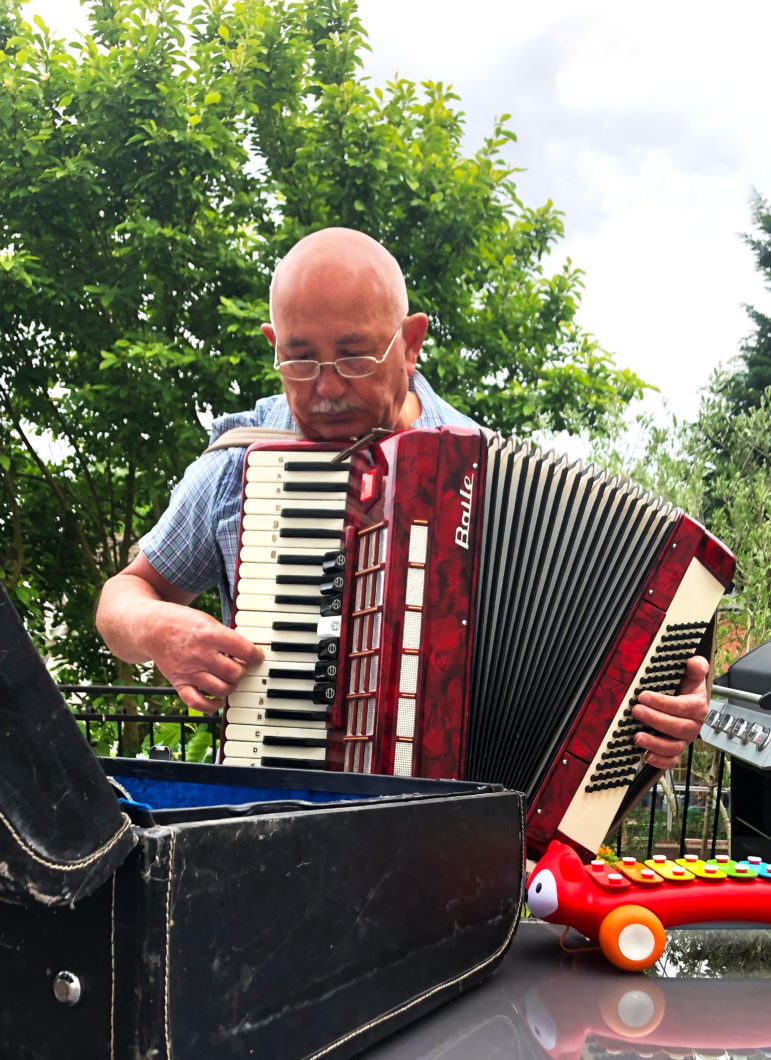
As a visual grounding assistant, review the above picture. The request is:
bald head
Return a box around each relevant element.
[269,227,409,326]
[262,227,427,440]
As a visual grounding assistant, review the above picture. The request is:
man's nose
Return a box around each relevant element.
[314,361,348,397]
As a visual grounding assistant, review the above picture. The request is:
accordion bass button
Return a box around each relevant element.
[320,596,343,616]
[318,637,339,660]
[322,549,346,573]
[312,683,336,704]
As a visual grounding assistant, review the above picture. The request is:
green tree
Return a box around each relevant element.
[0,0,645,678]
[720,191,771,413]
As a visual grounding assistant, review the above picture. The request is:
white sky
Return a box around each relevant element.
[24,0,771,424]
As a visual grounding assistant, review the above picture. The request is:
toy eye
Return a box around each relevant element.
[527,868,558,917]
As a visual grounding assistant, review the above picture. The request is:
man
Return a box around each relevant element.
[96,227,710,771]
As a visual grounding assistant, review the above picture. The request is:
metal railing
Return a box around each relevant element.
[60,685,730,860]
[60,684,220,762]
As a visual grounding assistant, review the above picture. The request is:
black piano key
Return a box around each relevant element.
[267,688,315,700]
[277,554,330,566]
[314,661,338,680]
[261,756,325,771]
[283,481,350,493]
[280,507,347,520]
[276,574,322,585]
[320,596,342,616]
[272,621,317,632]
[271,641,318,654]
[280,527,343,539]
[283,461,351,473]
[268,667,315,680]
[274,593,321,607]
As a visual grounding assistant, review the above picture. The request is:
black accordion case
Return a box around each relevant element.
[0,586,525,1060]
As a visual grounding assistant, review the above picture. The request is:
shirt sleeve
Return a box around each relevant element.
[138,448,243,596]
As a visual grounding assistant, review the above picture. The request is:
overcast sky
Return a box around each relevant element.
[26,0,771,424]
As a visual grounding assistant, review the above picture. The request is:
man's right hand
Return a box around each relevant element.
[146,603,263,714]
[95,553,263,714]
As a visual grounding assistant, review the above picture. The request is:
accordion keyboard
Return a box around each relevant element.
[222,447,350,768]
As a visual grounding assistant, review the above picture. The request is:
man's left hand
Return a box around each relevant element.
[631,655,710,771]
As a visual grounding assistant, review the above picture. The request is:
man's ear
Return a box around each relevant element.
[402,313,428,371]
[261,322,277,348]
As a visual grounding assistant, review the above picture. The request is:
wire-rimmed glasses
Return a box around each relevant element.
[273,324,402,381]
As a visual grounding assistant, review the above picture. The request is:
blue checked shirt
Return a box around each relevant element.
[139,371,479,623]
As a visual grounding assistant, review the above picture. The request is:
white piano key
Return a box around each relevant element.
[235,609,320,628]
[244,483,349,502]
[243,497,347,516]
[242,513,345,533]
[243,470,349,489]
[238,562,324,583]
[235,674,315,693]
[242,528,343,550]
[223,739,327,761]
[226,706,328,727]
[235,594,319,615]
[227,691,326,713]
[234,626,322,647]
[246,449,345,465]
[237,581,321,602]
[239,543,333,564]
[225,723,327,742]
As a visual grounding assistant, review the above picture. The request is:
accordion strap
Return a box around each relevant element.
[203,426,301,454]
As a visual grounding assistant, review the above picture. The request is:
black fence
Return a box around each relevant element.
[60,685,730,861]
[60,684,220,762]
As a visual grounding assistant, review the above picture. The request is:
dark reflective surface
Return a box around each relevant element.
[365,920,771,1059]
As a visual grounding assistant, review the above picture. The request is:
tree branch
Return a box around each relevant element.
[0,384,102,582]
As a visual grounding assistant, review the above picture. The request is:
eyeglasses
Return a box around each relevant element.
[273,325,402,381]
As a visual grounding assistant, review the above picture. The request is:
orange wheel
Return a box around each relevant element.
[598,905,667,972]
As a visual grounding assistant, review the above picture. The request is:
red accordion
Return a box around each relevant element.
[222,427,735,859]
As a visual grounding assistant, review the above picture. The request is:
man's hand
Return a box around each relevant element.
[96,555,263,714]
[147,603,263,714]
[632,655,710,770]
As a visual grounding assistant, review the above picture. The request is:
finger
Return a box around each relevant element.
[214,628,264,666]
[187,669,237,698]
[635,687,707,723]
[176,683,226,715]
[632,700,703,741]
[635,728,689,759]
[677,654,710,695]
[201,653,253,688]
[642,748,681,771]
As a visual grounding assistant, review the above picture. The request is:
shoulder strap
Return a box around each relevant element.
[203,426,301,454]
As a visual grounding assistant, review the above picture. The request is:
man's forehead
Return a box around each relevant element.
[280,329,376,348]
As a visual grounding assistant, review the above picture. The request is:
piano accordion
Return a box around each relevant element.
[221,426,735,859]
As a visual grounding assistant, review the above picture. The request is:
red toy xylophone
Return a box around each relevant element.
[527,839,771,970]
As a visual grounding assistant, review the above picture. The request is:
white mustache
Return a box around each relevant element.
[309,399,365,415]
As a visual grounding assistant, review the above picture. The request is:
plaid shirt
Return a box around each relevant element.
[139,371,479,623]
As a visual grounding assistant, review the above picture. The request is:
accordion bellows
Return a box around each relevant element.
[223,426,735,859]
